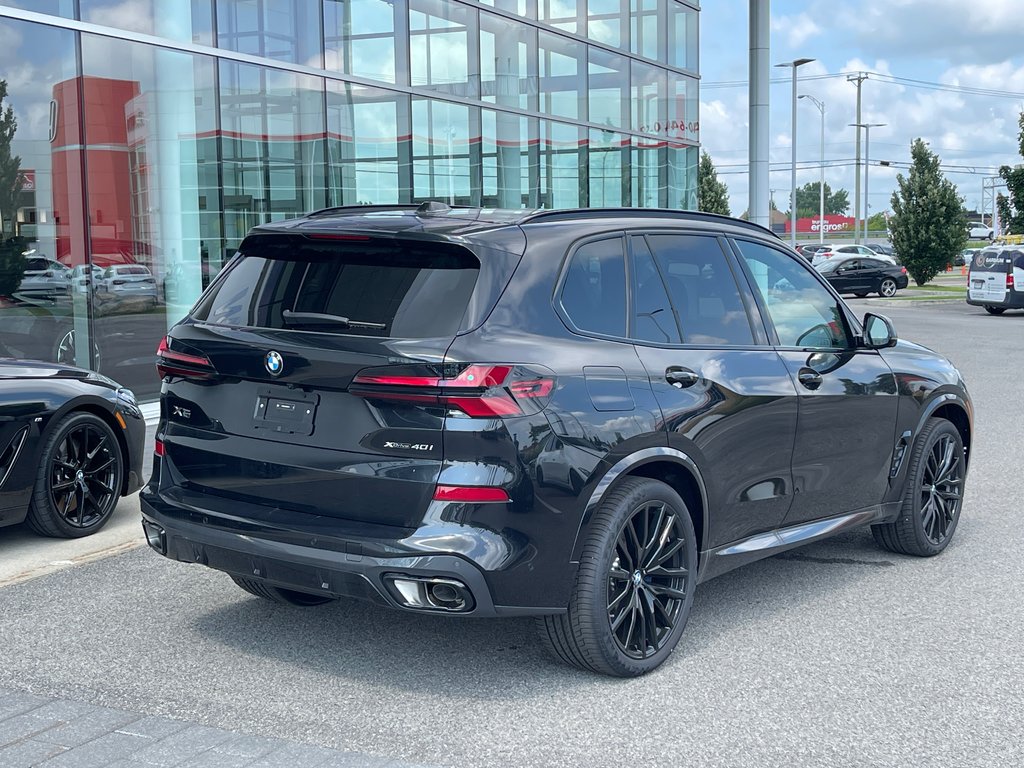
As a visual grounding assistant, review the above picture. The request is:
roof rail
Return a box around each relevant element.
[518,208,781,239]
[305,203,479,219]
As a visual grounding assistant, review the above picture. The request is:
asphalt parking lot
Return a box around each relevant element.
[1,301,1022,768]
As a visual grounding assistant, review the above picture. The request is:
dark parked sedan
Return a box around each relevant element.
[0,360,145,537]
[817,256,910,297]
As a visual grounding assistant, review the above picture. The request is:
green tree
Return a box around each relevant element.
[697,151,730,216]
[791,181,850,219]
[867,212,888,233]
[889,139,968,286]
[0,79,25,297]
[997,113,1024,235]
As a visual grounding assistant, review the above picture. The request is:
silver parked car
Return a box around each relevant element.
[96,264,158,304]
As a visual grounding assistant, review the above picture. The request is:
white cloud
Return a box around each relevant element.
[771,13,822,50]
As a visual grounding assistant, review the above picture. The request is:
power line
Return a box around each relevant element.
[702,70,1024,100]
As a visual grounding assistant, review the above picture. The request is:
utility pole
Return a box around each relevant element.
[800,94,825,243]
[749,1,771,228]
[847,72,868,243]
[778,58,815,247]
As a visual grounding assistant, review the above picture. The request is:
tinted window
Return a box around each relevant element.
[560,238,627,337]
[192,239,479,339]
[630,236,680,344]
[646,235,755,346]
[735,240,851,349]
[863,259,888,270]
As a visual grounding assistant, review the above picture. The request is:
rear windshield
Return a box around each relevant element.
[191,237,479,339]
[971,249,1023,273]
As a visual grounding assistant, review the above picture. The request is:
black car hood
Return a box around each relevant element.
[0,358,92,380]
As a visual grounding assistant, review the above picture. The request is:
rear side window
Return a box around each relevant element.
[560,237,627,338]
[192,237,479,339]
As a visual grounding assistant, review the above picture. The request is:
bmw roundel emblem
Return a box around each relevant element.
[265,351,284,376]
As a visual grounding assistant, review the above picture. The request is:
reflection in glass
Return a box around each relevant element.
[631,59,666,135]
[0,20,88,371]
[78,33,219,397]
[666,72,699,145]
[632,136,664,208]
[668,144,698,209]
[588,47,627,130]
[217,0,322,66]
[589,128,625,207]
[480,11,537,112]
[482,110,538,208]
[81,0,214,45]
[540,0,580,34]
[0,1,74,17]
[328,82,410,204]
[540,120,583,209]
[410,0,477,98]
[539,31,584,121]
[324,0,404,84]
[630,0,662,60]
[588,0,625,48]
[412,99,472,205]
[668,1,698,71]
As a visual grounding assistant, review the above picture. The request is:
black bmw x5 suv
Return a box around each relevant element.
[141,205,972,677]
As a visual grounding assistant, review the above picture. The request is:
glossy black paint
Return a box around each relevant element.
[819,258,910,295]
[140,207,973,617]
[0,360,146,528]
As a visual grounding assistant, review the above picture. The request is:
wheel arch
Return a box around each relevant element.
[572,448,709,565]
[928,400,972,467]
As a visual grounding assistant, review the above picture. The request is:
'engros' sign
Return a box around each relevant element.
[785,215,856,234]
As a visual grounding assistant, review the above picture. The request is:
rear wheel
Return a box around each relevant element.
[230,575,335,606]
[878,278,898,298]
[27,412,123,538]
[537,477,697,677]
[872,418,965,557]
[984,306,1006,315]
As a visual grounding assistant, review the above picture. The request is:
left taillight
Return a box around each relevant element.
[156,336,216,381]
[351,363,555,418]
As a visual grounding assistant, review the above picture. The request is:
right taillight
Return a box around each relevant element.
[351,363,556,418]
[156,336,216,381]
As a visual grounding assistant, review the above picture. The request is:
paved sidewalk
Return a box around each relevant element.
[0,688,436,768]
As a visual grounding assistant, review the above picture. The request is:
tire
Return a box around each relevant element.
[871,418,965,557]
[27,412,123,538]
[854,292,869,298]
[536,477,697,677]
[984,306,1006,315]
[878,278,898,298]
[230,575,335,606]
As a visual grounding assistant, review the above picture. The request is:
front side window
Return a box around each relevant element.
[735,240,851,349]
[560,238,627,338]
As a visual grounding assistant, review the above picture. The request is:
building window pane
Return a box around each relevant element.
[668,1,698,71]
[480,0,534,17]
[410,0,477,98]
[480,11,537,112]
[324,0,402,84]
[540,120,583,208]
[539,0,580,34]
[666,72,698,145]
[78,33,219,399]
[81,0,214,45]
[587,0,624,48]
[631,58,666,134]
[412,99,472,205]
[482,110,537,208]
[219,61,326,252]
[0,19,90,373]
[538,31,583,121]
[632,136,664,208]
[589,128,626,207]
[588,47,627,130]
[327,83,409,205]
[630,0,662,60]
[0,1,74,18]
[667,144,697,209]
[217,0,322,66]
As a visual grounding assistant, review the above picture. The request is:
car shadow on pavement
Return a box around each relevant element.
[186,526,910,694]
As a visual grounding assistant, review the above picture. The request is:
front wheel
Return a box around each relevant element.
[872,418,965,557]
[878,278,898,298]
[537,477,697,677]
[984,306,1006,315]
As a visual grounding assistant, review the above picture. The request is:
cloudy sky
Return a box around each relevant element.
[699,0,1024,219]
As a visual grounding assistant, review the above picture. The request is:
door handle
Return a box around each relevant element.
[665,366,699,389]
[797,367,823,391]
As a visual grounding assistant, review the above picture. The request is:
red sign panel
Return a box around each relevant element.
[784,215,855,234]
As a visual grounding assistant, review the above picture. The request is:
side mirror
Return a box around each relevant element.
[862,313,897,349]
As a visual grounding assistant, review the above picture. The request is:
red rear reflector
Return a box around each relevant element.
[154,439,165,457]
[901,267,907,274]
[433,485,510,503]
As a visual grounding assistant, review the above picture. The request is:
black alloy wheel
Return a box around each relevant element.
[872,417,965,557]
[28,412,123,538]
[984,306,1006,315]
[879,278,898,298]
[537,477,697,677]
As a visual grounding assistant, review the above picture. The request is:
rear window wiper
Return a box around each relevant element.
[282,310,386,330]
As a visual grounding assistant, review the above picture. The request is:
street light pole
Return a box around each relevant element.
[799,94,825,243]
[851,122,886,242]
[777,58,815,248]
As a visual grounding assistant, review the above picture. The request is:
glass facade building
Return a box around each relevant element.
[0,0,699,401]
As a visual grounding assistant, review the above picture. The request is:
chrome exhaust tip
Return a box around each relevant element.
[383,574,475,612]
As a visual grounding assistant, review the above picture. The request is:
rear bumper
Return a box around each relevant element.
[140,490,556,617]
[966,293,1024,309]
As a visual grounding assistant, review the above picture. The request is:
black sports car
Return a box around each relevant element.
[0,359,145,537]
[817,256,910,297]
